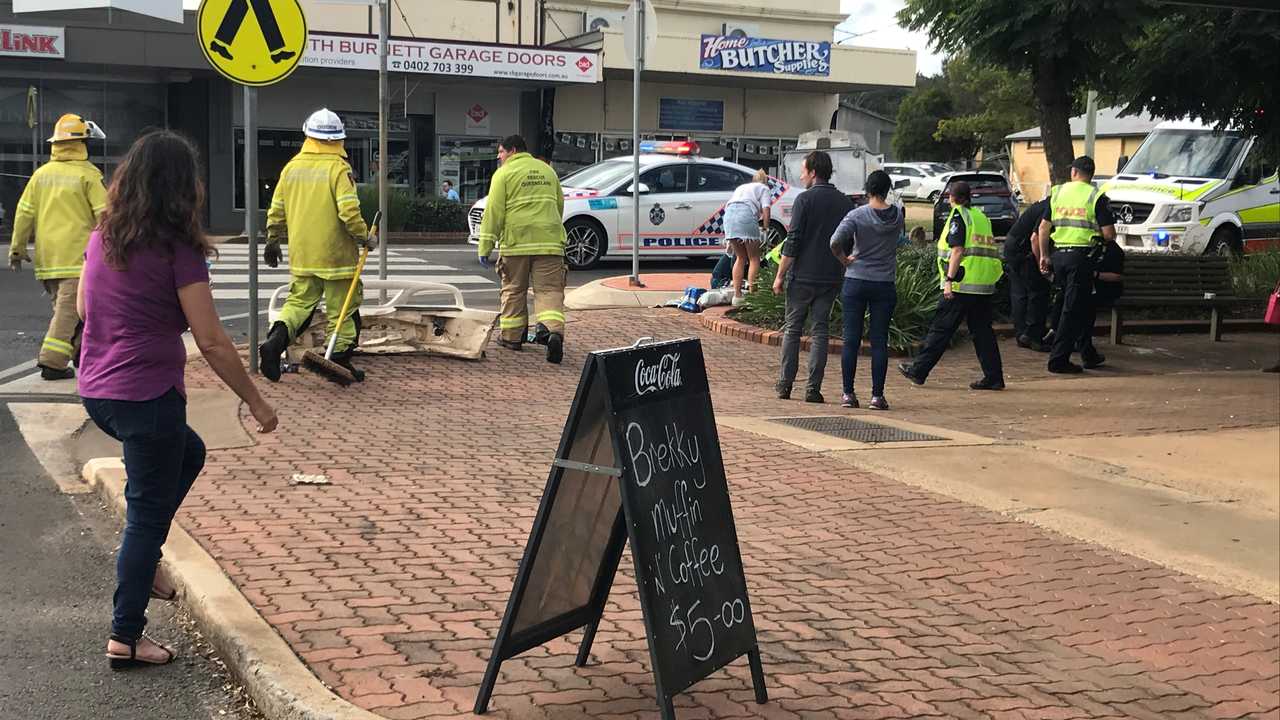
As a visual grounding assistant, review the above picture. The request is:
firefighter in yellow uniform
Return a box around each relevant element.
[476,135,568,364]
[8,114,108,381]
[258,109,372,382]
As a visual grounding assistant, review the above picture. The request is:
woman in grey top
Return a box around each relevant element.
[830,170,904,410]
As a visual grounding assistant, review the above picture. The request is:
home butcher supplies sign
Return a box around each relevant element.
[699,34,831,77]
[198,0,307,86]
[474,337,767,720]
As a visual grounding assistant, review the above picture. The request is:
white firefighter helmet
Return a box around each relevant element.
[48,113,106,143]
[303,108,345,141]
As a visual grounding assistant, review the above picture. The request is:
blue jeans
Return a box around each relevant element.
[841,277,897,397]
[82,388,205,641]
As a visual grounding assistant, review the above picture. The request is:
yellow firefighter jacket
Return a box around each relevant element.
[476,152,566,258]
[266,138,369,280]
[8,141,107,280]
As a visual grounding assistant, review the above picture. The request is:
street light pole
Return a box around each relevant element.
[378,0,390,303]
[629,0,644,288]
[245,86,260,373]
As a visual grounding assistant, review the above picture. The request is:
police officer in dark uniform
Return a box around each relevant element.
[1038,156,1117,373]
[1004,196,1051,351]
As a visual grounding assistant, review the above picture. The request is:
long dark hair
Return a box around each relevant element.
[99,130,212,269]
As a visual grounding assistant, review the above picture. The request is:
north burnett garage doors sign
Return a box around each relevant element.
[301,33,599,83]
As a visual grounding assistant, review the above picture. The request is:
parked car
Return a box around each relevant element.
[883,162,951,203]
[932,172,1020,240]
[468,140,803,270]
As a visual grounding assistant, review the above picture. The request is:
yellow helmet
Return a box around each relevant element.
[48,114,106,143]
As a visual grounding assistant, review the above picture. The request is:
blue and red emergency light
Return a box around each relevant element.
[639,140,700,155]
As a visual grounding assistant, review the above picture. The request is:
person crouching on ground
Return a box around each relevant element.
[77,130,278,669]
[830,169,904,411]
[725,168,774,304]
[772,151,854,403]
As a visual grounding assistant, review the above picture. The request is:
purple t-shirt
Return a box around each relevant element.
[78,231,210,401]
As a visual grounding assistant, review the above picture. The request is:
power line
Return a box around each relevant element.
[391,0,417,37]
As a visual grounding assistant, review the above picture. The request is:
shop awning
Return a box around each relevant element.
[13,0,182,23]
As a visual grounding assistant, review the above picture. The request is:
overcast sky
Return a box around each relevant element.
[837,0,944,77]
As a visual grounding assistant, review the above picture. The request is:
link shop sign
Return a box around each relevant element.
[699,34,831,77]
[301,32,601,84]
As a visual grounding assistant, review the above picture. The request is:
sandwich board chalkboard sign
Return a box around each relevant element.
[475,337,766,720]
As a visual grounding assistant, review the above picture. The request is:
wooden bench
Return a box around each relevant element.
[1110,255,1240,344]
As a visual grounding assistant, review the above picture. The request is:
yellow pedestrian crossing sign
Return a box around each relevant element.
[198,0,307,87]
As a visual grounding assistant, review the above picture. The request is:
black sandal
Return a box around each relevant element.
[106,634,175,669]
[150,585,177,602]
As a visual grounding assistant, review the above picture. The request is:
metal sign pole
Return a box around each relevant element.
[378,0,390,303]
[629,0,644,288]
[245,86,260,373]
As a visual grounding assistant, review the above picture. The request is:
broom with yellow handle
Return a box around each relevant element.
[302,212,379,386]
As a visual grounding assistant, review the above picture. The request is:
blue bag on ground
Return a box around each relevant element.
[678,287,706,313]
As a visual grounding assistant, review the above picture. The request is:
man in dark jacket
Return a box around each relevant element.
[771,151,854,403]
[1003,197,1051,351]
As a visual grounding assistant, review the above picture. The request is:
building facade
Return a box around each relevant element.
[1006,107,1163,202]
[1,0,915,232]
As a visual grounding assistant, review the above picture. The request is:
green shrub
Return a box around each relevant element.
[355,188,469,233]
[1230,251,1280,299]
[408,197,469,232]
[730,245,943,352]
[357,185,414,233]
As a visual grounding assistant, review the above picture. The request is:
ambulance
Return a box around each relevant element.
[1101,119,1279,255]
[467,140,804,270]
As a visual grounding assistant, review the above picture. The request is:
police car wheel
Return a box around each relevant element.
[565,218,606,271]
[762,221,788,252]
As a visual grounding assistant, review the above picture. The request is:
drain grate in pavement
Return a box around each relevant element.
[771,416,945,443]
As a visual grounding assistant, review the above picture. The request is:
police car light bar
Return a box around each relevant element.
[639,140,700,155]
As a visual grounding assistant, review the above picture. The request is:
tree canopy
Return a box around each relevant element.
[1115,8,1280,157]
[899,0,1157,183]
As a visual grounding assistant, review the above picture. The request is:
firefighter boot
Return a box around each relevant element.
[331,350,366,383]
[258,321,291,382]
[545,332,564,365]
[531,323,552,346]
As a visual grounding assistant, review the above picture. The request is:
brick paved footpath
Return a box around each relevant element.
[179,309,1279,720]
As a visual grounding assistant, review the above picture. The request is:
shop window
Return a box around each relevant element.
[600,135,633,160]
[691,165,748,192]
[552,131,597,178]
[736,137,785,175]
[691,136,733,161]
[234,129,304,211]
[439,137,499,204]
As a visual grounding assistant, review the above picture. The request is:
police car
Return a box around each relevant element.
[467,140,802,270]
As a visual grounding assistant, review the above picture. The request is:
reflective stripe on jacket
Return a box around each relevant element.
[937,205,1002,295]
[1050,181,1100,248]
[266,138,369,280]
[476,152,565,258]
[8,141,106,280]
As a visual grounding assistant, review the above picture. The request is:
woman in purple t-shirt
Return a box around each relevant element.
[77,131,278,669]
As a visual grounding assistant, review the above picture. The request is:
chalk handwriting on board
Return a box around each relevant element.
[635,352,683,396]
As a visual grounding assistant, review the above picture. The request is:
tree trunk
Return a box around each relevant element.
[1033,54,1075,187]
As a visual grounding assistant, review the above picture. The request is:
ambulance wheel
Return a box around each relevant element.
[565,217,606,271]
[1207,225,1242,257]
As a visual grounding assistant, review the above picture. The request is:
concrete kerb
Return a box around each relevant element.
[82,457,385,720]
[565,276,685,310]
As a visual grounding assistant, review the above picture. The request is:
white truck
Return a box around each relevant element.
[1102,119,1279,255]
[780,130,886,202]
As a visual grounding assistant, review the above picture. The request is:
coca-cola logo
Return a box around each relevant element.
[635,353,682,396]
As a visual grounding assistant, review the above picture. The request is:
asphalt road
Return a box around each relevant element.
[0,406,261,720]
